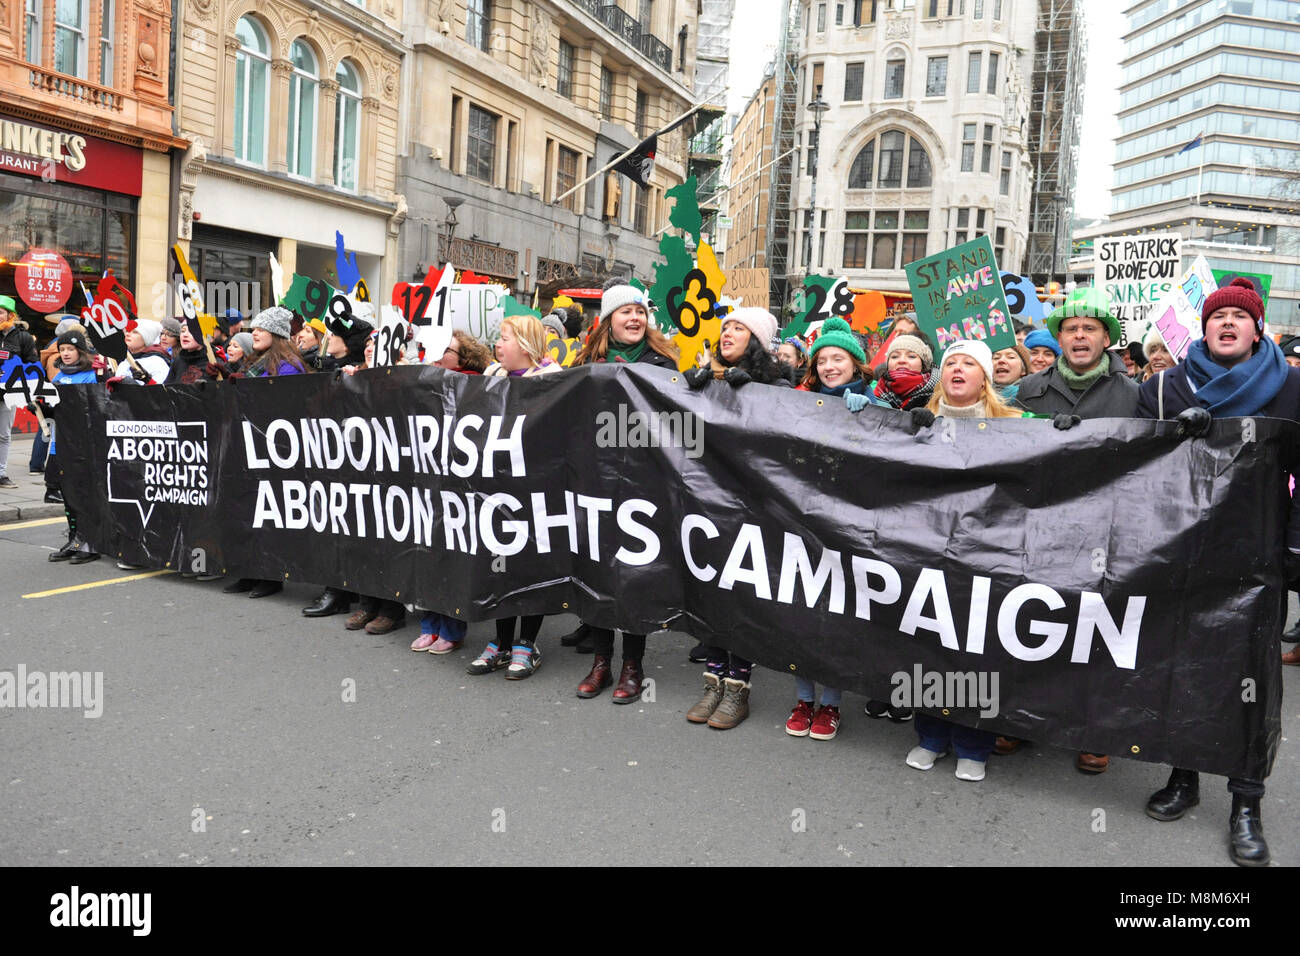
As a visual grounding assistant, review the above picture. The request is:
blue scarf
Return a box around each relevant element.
[1182,338,1289,417]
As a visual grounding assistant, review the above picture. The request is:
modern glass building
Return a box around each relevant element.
[1102,0,1300,329]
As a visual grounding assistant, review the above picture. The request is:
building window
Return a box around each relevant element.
[999,149,1011,194]
[902,211,929,263]
[960,123,975,172]
[449,95,461,172]
[993,0,1001,19]
[925,56,947,96]
[872,212,897,269]
[995,225,1006,264]
[852,0,878,26]
[884,58,905,99]
[556,146,579,211]
[967,51,982,93]
[466,103,498,184]
[817,3,826,31]
[334,61,362,191]
[973,0,984,17]
[981,123,994,172]
[24,0,40,65]
[635,89,649,136]
[844,62,864,101]
[907,138,932,187]
[54,0,87,77]
[638,0,654,30]
[987,52,999,94]
[466,0,491,53]
[234,16,270,167]
[848,132,930,189]
[807,127,818,174]
[844,211,869,268]
[927,0,939,16]
[286,40,318,180]
[99,0,114,85]
[836,3,845,25]
[599,66,614,121]
[635,186,649,235]
[557,39,575,99]
[954,207,969,245]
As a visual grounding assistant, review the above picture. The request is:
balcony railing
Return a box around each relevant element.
[28,65,123,112]
[570,0,672,73]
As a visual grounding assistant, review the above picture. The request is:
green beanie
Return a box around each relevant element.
[808,317,866,364]
[1046,287,1121,345]
[0,294,16,314]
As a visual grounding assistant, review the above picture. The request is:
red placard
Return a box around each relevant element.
[15,248,72,312]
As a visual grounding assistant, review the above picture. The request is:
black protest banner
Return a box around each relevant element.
[54,366,1290,780]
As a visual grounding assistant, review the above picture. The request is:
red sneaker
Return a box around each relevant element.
[809,705,841,741]
[785,699,815,737]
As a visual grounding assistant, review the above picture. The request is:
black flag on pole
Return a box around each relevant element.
[613,134,657,187]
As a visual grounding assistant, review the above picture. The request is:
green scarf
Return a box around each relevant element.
[1055,354,1107,392]
[606,338,648,364]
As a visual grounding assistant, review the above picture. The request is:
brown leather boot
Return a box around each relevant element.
[611,659,644,705]
[576,655,613,698]
[708,678,750,730]
[685,672,724,723]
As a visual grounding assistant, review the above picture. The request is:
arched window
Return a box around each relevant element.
[287,40,318,179]
[234,16,270,166]
[846,131,933,189]
[334,61,362,192]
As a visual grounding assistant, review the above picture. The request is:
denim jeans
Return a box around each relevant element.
[794,677,842,707]
[0,405,11,478]
[419,611,467,643]
[914,713,995,761]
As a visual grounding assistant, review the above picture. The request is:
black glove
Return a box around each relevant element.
[685,366,712,390]
[910,407,936,430]
[1174,405,1211,439]
[1052,413,1082,430]
[722,366,751,387]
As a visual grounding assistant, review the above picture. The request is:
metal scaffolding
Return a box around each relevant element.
[764,0,800,310]
[1026,0,1086,283]
[689,0,734,239]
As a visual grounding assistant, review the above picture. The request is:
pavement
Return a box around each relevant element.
[0,431,64,523]
[3,510,1300,869]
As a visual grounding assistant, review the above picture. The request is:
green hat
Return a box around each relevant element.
[809,317,866,364]
[0,294,16,314]
[1046,287,1121,345]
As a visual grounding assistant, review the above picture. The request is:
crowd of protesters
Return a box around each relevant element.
[17,274,1295,868]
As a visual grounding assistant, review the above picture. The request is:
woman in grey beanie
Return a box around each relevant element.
[225,331,255,373]
[246,306,307,377]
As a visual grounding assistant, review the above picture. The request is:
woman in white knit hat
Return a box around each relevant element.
[684,306,793,390]
[924,339,1025,421]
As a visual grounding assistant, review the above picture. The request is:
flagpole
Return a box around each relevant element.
[1196,152,1204,206]
[551,89,730,207]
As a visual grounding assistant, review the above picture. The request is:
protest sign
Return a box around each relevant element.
[373,305,408,368]
[1095,232,1181,346]
[59,366,1292,781]
[905,236,1013,357]
[1150,256,1216,362]
[1212,269,1271,314]
[726,268,769,310]
[447,282,508,345]
[1,354,58,408]
[1000,272,1050,326]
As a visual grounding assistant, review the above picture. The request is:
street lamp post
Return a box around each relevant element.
[441,195,464,266]
[804,92,831,277]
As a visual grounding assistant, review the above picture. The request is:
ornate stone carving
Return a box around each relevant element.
[193,0,216,21]
[224,35,243,53]
[382,60,398,101]
[884,15,911,39]
[388,193,408,239]
[177,134,208,241]
[529,5,553,85]
[136,14,162,77]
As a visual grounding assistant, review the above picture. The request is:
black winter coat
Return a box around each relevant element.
[1015,351,1138,419]
[0,322,39,363]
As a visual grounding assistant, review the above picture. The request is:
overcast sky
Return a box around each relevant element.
[726,0,1124,220]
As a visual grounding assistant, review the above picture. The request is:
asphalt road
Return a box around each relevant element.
[2,515,1297,868]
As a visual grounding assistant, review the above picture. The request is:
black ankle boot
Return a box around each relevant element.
[560,622,590,647]
[1229,795,1270,867]
[1146,768,1199,821]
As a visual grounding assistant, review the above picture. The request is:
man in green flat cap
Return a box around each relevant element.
[0,294,39,489]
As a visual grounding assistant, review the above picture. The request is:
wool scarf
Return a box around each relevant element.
[1182,337,1289,417]
[1055,354,1107,392]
